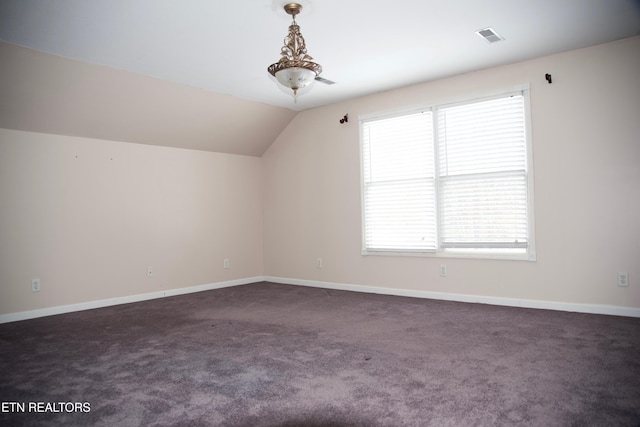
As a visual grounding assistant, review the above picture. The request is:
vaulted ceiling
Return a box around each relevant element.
[1,0,639,156]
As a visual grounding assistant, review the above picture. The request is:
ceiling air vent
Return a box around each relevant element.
[476,27,504,43]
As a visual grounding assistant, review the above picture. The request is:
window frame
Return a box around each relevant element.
[359,87,536,261]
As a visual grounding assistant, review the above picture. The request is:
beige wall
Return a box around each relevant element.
[262,36,640,308]
[0,129,263,315]
[0,41,297,157]
[2,36,639,318]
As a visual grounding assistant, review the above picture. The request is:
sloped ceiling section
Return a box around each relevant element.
[0,41,297,156]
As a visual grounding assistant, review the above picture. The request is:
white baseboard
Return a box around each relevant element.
[264,276,640,318]
[0,276,263,324]
[3,275,638,323]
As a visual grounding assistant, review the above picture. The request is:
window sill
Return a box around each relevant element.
[362,249,536,262]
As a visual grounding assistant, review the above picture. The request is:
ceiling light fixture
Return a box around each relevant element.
[268,3,322,100]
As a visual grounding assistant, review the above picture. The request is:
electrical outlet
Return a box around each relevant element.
[316,258,323,269]
[31,279,41,292]
[440,264,447,277]
[618,272,629,287]
[224,259,230,269]
[147,266,153,278]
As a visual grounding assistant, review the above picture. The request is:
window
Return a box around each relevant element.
[361,90,535,260]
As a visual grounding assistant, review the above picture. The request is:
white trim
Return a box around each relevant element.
[360,249,530,261]
[2,275,639,323]
[264,276,640,318]
[523,87,537,261]
[0,276,263,324]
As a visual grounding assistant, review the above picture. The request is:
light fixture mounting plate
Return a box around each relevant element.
[283,3,302,17]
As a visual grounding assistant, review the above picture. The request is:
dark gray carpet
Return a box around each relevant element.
[1,281,639,426]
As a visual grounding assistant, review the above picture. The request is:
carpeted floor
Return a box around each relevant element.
[1,281,639,426]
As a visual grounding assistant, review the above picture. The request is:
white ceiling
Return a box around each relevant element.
[1,0,639,112]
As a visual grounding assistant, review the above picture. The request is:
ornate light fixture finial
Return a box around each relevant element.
[267,3,322,100]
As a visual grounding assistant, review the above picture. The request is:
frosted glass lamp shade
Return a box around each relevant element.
[275,67,316,90]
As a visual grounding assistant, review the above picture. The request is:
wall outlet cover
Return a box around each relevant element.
[618,272,629,287]
[440,265,447,277]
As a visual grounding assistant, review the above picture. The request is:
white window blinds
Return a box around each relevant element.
[362,112,436,252]
[361,91,533,258]
[438,95,529,250]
